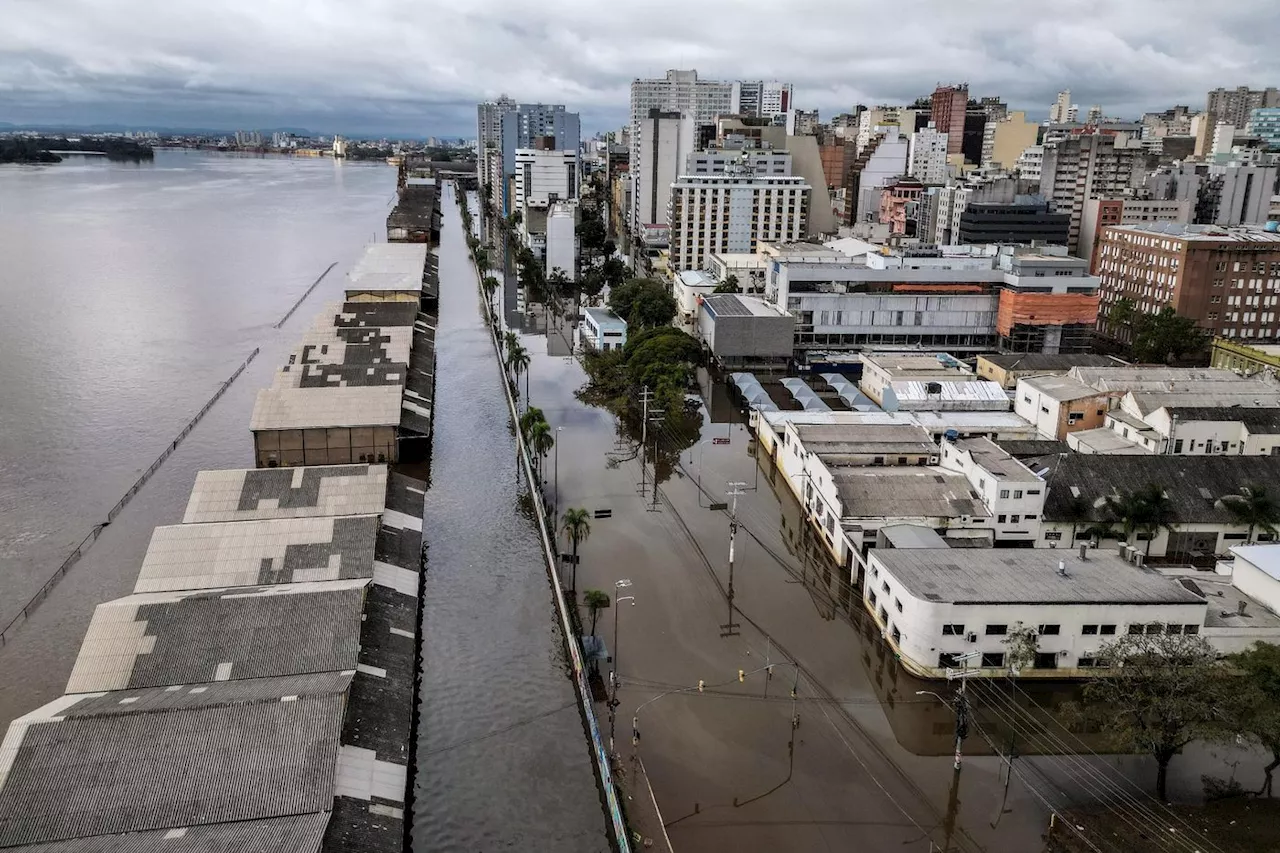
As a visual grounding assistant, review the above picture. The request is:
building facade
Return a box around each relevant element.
[956,199,1070,246]
[1206,87,1280,135]
[930,84,968,157]
[908,123,949,185]
[1079,197,1193,270]
[982,110,1040,171]
[498,104,580,215]
[476,95,516,191]
[1038,133,1148,254]
[1249,108,1280,151]
[1095,222,1280,344]
[634,110,697,230]
[668,168,810,272]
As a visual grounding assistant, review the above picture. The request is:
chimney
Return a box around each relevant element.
[1057,559,1068,577]
[1238,599,1248,616]
[1079,544,1088,561]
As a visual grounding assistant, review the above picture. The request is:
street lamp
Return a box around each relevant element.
[609,579,635,756]
[554,426,564,520]
[917,688,969,770]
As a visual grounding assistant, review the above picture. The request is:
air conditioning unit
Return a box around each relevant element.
[965,631,978,643]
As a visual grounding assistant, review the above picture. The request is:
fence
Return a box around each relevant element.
[273,262,337,329]
[462,193,631,852]
[0,347,260,646]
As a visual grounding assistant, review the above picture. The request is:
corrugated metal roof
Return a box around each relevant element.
[250,386,403,431]
[0,813,330,852]
[66,580,368,693]
[134,515,379,593]
[0,684,344,846]
[345,244,429,292]
[183,466,389,524]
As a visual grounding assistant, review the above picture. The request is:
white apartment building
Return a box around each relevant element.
[1016,145,1044,182]
[856,106,924,154]
[545,202,577,281]
[864,548,1208,678]
[688,149,792,176]
[513,148,578,211]
[668,168,810,272]
[476,96,516,190]
[937,437,1046,543]
[908,124,949,186]
[1038,134,1147,254]
[634,110,697,229]
[854,127,910,223]
[733,80,793,121]
[629,70,735,228]
[1048,89,1079,125]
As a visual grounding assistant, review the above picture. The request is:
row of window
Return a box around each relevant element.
[938,652,1106,669]
[925,621,1200,638]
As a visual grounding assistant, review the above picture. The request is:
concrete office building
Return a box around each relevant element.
[498,104,580,215]
[1147,161,1280,228]
[629,70,735,228]
[931,84,968,157]
[1206,87,1280,139]
[908,123,949,185]
[933,177,1039,245]
[1049,89,1077,125]
[545,201,577,279]
[476,95,516,191]
[1095,222,1280,344]
[1016,145,1044,182]
[668,166,810,272]
[732,80,793,121]
[1038,133,1149,254]
[956,198,1069,246]
[633,109,697,231]
[513,148,578,211]
[856,106,927,154]
[1249,108,1280,151]
[982,111,1040,170]
[847,127,910,225]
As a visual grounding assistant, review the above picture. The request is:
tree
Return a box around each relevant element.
[527,420,554,482]
[1103,296,1137,342]
[1002,623,1039,674]
[1059,492,1095,548]
[608,277,677,329]
[481,275,499,311]
[578,215,608,259]
[519,407,546,437]
[1229,642,1280,796]
[713,274,741,294]
[561,508,592,595]
[507,342,530,405]
[1105,483,1177,556]
[1218,484,1280,544]
[583,589,611,636]
[473,247,490,276]
[1130,307,1209,364]
[1081,631,1230,800]
[502,330,519,355]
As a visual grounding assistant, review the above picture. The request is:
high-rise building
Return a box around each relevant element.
[498,104,580,215]
[633,110,697,230]
[629,70,736,229]
[1038,133,1148,253]
[476,95,516,190]
[930,84,969,157]
[668,164,810,272]
[1086,105,1103,125]
[1248,108,1280,151]
[845,126,909,225]
[933,177,1040,245]
[1095,223,1280,344]
[1206,87,1280,135]
[732,80,793,122]
[957,198,1070,246]
[1078,197,1192,270]
[1147,161,1280,227]
[908,123,949,185]
[1048,90,1076,125]
[513,147,578,211]
[855,106,926,154]
[1016,145,1045,182]
[982,111,1040,170]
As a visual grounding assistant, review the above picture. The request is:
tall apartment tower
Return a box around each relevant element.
[930,84,969,157]
[732,81,793,122]
[1206,86,1280,132]
[634,109,697,228]
[908,123,949,185]
[498,104,580,215]
[629,70,735,229]
[476,96,516,191]
[1038,133,1147,254]
[1048,89,1075,124]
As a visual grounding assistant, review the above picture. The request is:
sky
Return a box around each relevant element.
[3,0,1279,138]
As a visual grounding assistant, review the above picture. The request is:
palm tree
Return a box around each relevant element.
[507,343,530,404]
[1108,483,1177,556]
[1219,484,1280,544]
[519,407,546,437]
[527,420,554,482]
[502,330,519,356]
[1059,492,1094,548]
[481,275,499,312]
[562,508,591,595]
[474,247,490,276]
[583,589,611,636]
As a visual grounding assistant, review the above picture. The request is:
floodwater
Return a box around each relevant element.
[0,150,395,724]
[411,185,609,851]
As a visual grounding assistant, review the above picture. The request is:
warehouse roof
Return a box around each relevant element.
[0,674,347,847]
[949,437,1041,482]
[1020,374,1105,402]
[65,580,368,693]
[250,385,403,430]
[332,301,421,329]
[832,468,988,520]
[0,813,331,852]
[980,353,1123,372]
[183,465,390,523]
[134,515,379,593]
[1041,454,1280,524]
[796,423,937,462]
[871,548,1207,605]
[346,244,429,293]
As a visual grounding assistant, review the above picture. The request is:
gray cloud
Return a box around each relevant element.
[2,0,1278,136]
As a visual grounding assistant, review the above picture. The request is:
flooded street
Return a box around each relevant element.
[411,185,609,852]
[0,151,394,726]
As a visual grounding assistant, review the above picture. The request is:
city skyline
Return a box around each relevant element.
[4,0,1279,136]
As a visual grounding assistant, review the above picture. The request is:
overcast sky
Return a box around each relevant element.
[3,0,1278,138]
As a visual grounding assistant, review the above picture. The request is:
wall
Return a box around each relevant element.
[864,556,1208,678]
[700,309,795,361]
[938,441,1045,541]
[1231,556,1280,616]
[995,291,1100,338]
[988,111,1039,170]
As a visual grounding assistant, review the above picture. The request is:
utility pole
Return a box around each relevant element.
[636,387,654,499]
[647,405,664,512]
[721,482,746,637]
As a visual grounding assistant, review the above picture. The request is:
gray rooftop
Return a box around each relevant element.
[879,524,950,549]
[872,549,1208,605]
[250,385,403,431]
[796,423,937,463]
[980,353,1123,372]
[183,465,389,524]
[832,469,988,520]
[65,580,367,693]
[0,675,347,847]
[134,515,379,593]
[951,437,1041,482]
[0,813,330,853]
[1020,374,1105,402]
[345,244,430,293]
[1107,222,1280,242]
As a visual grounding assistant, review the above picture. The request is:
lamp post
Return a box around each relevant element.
[609,579,635,757]
[554,426,564,520]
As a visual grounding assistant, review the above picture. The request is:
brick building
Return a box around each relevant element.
[930,84,969,158]
[1096,222,1280,345]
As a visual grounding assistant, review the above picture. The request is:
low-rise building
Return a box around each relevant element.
[1210,337,1280,378]
[976,353,1125,389]
[938,437,1046,543]
[582,307,628,352]
[1014,375,1118,439]
[863,548,1209,678]
[859,353,1009,412]
[707,252,768,292]
[696,294,795,369]
[674,269,717,333]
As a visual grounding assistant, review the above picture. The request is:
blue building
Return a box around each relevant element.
[500,104,580,215]
[582,308,627,352]
[1249,108,1280,151]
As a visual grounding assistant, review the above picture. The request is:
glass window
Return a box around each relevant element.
[1038,624,1060,635]
[999,489,1010,499]
[881,582,889,594]
[1165,623,1183,635]
[867,590,877,605]
[1184,624,1200,635]
[1014,490,1023,499]
[981,652,1005,667]
[942,624,965,636]
[1127,624,1144,635]
[985,624,1008,636]
[939,652,960,668]
[891,625,901,643]
[1034,652,1058,669]
[895,599,903,613]
[1145,623,1163,635]
[1100,625,1117,635]
[1082,624,1099,635]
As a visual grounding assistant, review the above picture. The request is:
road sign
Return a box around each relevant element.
[712,437,730,445]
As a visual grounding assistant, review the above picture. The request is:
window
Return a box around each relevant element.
[1145,623,1163,635]
[1034,652,1058,669]
[1025,514,1037,520]
[1100,624,1117,635]
[1077,657,1097,668]
[1127,624,1144,635]
[942,624,965,636]
[891,625,902,643]
[1038,624,1061,636]
[1011,515,1021,524]
[939,652,960,668]
[867,590,877,606]
[981,652,1006,668]
[895,598,903,613]
[1045,530,1062,541]
[881,582,889,594]
[1165,623,1183,635]
[999,489,1010,499]
[1184,624,1200,635]
[1082,624,1099,635]
[878,606,888,623]
[985,624,1008,636]
[1027,489,1041,496]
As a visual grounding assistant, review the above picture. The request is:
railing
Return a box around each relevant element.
[0,347,260,646]
[460,187,631,852]
[274,262,338,329]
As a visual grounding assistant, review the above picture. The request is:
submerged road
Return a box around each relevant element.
[411,184,609,852]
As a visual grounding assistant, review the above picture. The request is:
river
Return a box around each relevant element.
[0,150,394,722]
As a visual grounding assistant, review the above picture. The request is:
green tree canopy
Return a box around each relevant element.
[713,274,741,294]
[1130,307,1209,364]
[1229,642,1280,796]
[583,589,611,636]
[608,277,677,329]
[1218,484,1280,544]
